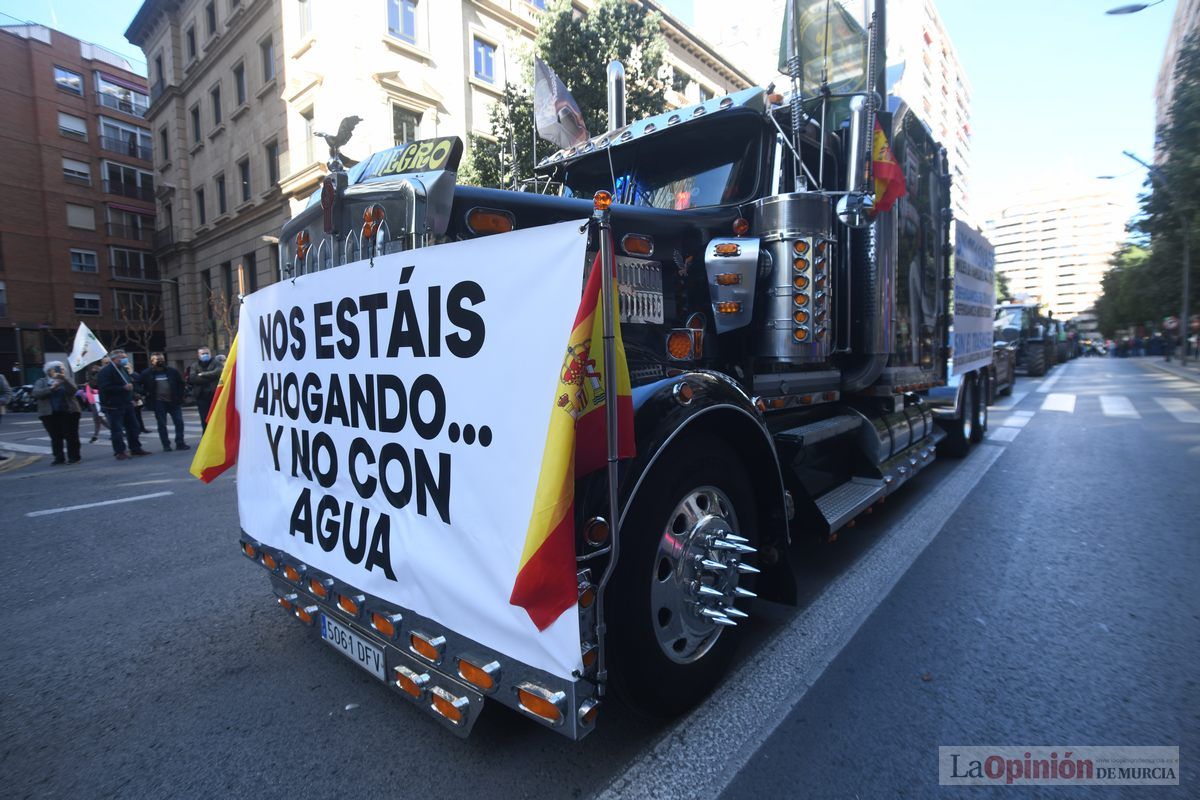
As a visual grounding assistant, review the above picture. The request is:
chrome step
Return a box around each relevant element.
[774,414,862,447]
[814,477,885,532]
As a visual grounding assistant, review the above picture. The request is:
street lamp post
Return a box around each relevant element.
[1123,150,1192,366]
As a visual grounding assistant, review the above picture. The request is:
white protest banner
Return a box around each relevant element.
[236,220,589,680]
[68,323,108,373]
[951,222,996,377]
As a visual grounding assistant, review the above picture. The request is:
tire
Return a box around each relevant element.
[606,434,759,718]
[970,373,987,443]
[1026,346,1047,377]
[940,376,974,458]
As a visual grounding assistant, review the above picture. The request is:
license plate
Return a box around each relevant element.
[321,614,386,681]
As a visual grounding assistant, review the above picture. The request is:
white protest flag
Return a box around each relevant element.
[68,322,108,373]
[533,57,589,150]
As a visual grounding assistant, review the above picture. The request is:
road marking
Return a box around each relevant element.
[598,444,1007,800]
[0,441,52,455]
[992,387,1030,410]
[25,491,174,518]
[1041,393,1076,413]
[116,479,181,487]
[996,415,1031,428]
[7,420,42,426]
[988,426,1021,442]
[1036,369,1064,393]
[1099,395,1140,419]
[1155,397,1200,424]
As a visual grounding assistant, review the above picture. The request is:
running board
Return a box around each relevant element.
[815,478,885,533]
[774,414,862,447]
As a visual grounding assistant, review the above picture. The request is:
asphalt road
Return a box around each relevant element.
[0,357,1195,798]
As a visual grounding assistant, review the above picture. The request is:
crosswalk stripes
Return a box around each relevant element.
[1040,393,1076,413]
[1099,395,1140,419]
[1154,397,1200,424]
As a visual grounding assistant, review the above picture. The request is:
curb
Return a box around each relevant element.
[1141,358,1200,384]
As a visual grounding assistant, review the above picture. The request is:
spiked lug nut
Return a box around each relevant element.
[708,539,740,551]
[699,558,729,571]
[723,606,750,620]
[694,583,725,600]
[733,587,758,599]
[698,608,737,626]
[724,533,750,544]
[730,542,757,555]
[735,562,761,575]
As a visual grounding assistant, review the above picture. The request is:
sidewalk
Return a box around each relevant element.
[1138,355,1200,383]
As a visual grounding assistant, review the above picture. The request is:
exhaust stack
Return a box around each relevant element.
[606,61,626,133]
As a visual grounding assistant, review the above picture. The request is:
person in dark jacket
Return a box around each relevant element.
[32,360,82,464]
[188,347,225,430]
[97,349,151,460]
[140,352,190,452]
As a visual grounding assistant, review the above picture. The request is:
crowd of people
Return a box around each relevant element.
[0,347,226,465]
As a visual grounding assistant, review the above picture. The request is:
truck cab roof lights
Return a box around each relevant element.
[515,683,566,726]
[371,612,402,639]
[431,686,469,725]
[394,665,430,699]
[465,207,515,236]
[410,631,446,664]
[456,658,501,693]
[593,190,612,210]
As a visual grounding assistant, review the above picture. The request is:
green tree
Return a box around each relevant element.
[459,0,676,189]
[1094,243,1152,337]
[995,270,1012,303]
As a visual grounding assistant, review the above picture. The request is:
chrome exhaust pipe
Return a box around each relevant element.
[606,61,626,133]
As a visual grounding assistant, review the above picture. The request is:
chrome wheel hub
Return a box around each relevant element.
[650,486,758,664]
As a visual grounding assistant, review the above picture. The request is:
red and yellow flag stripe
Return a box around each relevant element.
[189,334,241,484]
[510,251,635,630]
[871,119,907,215]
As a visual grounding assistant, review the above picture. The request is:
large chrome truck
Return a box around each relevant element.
[244,0,982,738]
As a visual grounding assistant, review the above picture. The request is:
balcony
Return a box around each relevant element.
[98,93,149,118]
[100,136,152,161]
[149,79,166,103]
[153,227,174,249]
[106,222,153,242]
[103,179,155,202]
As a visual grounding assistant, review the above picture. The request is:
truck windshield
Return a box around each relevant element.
[994,308,1029,333]
[561,116,762,210]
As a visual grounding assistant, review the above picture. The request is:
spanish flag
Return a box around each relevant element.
[189,334,241,483]
[871,120,906,215]
[510,250,635,630]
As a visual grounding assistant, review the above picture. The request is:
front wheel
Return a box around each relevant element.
[606,435,759,717]
[970,373,988,443]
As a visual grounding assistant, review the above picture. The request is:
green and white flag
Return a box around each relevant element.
[68,323,108,373]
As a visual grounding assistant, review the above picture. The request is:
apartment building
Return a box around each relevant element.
[692,0,975,223]
[0,24,159,381]
[987,182,1132,325]
[1154,0,1200,158]
[126,0,751,367]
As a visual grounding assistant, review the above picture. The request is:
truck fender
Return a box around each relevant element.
[617,371,796,604]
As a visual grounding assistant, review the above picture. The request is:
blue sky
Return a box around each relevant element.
[2,0,1177,222]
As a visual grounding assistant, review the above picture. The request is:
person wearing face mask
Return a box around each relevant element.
[96,349,151,460]
[140,352,189,452]
[31,361,82,465]
[188,346,225,430]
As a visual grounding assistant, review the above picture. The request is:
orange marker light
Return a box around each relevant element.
[410,632,445,664]
[241,542,256,559]
[716,301,742,314]
[793,257,808,271]
[793,328,809,342]
[793,310,809,325]
[793,239,809,255]
[262,553,277,571]
[793,293,809,306]
[283,564,302,583]
[794,275,809,290]
[295,230,310,261]
[371,612,400,639]
[621,234,654,256]
[466,208,514,235]
[713,243,740,257]
[457,658,500,692]
[666,330,694,360]
[337,594,361,616]
[394,666,428,698]
[715,272,741,285]
[516,685,564,725]
[431,687,468,724]
[732,217,750,236]
[593,190,612,210]
[308,578,329,599]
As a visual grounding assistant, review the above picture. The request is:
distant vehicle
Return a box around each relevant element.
[995,303,1056,377]
[8,384,37,413]
[992,341,1016,396]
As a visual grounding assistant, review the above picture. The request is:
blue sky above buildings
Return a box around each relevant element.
[1,0,1177,225]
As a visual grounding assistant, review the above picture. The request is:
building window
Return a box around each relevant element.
[172,281,182,335]
[392,105,421,145]
[54,66,83,95]
[210,84,222,126]
[113,290,161,322]
[154,54,164,85]
[103,161,154,201]
[95,74,149,118]
[190,105,202,143]
[698,85,713,102]
[215,173,227,215]
[159,127,169,161]
[387,0,417,43]
[299,0,313,37]
[301,107,314,164]
[233,62,246,106]
[58,112,87,139]
[106,208,153,241]
[238,157,251,201]
[205,1,218,36]
[0,281,6,318]
[62,157,92,185]
[243,251,258,292]
[473,37,495,83]
[66,203,95,230]
[99,117,152,160]
[111,247,159,281]
[70,249,99,273]
[186,26,197,60]
[261,36,276,82]
[74,293,101,316]
[265,140,279,185]
[195,188,206,225]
